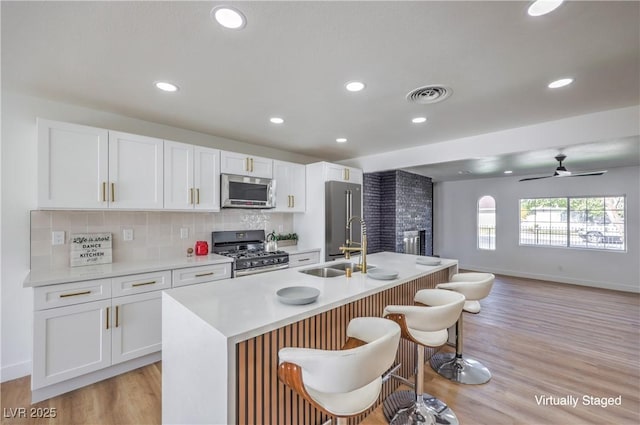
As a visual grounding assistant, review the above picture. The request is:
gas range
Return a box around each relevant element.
[212,230,289,277]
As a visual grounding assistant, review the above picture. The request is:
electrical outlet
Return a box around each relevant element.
[123,228,134,241]
[278,224,284,233]
[180,228,189,239]
[51,231,65,245]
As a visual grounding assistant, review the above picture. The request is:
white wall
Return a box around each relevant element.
[434,166,640,292]
[0,91,319,382]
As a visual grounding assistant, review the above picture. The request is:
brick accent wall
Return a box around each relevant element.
[363,173,382,254]
[364,170,433,255]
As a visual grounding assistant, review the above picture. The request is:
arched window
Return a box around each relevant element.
[478,195,496,250]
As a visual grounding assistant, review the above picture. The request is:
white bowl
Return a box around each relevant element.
[276,286,320,305]
[367,268,399,280]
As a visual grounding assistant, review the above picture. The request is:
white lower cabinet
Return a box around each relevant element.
[33,299,111,389]
[111,291,162,365]
[31,264,231,399]
[32,271,169,391]
[32,292,161,390]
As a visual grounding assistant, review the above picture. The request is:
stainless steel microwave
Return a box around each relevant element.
[221,173,276,209]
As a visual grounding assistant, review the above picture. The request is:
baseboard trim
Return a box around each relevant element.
[458,264,639,293]
[31,352,161,403]
[1,360,32,383]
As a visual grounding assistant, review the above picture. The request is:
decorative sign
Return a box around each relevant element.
[70,233,113,267]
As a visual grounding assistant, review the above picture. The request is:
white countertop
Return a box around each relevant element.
[279,246,320,255]
[24,254,233,287]
[164,252,457,343]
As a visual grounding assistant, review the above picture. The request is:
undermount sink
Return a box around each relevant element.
[299,267,345,278]
[299,262,377,277]
[327,262,375,272]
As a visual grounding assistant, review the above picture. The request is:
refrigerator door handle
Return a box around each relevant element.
[347,190,353,243]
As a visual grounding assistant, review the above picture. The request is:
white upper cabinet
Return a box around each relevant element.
[324,163,363,184]
[38,119,163,210]
[164,141,220,211]
[220,150,272,179]
[38,119,109,209]
[108,131,164,209]
[273,160,306,212]
[194,146,221,210]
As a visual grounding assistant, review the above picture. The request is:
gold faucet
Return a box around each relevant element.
[339,216,368,273]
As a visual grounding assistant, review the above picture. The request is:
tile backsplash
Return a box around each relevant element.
[30,210,294,269]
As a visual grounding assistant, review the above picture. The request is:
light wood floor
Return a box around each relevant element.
[2,275,638,425]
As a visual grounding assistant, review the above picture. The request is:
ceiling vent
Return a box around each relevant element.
[406,85,452,104]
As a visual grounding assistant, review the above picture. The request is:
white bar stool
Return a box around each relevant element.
[383,288,466,425]
[430,272,495,385]
[278,317,401,425]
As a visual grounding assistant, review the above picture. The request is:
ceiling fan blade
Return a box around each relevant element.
[566,170,608,177]
[520,154,607,182]
[519,175,554,182]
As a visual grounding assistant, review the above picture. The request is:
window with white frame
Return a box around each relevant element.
[478,195,496,250]
[519,196,625,251]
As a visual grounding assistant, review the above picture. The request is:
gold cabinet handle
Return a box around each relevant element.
[196,188,200,204]
[250,158,254,172]
[111,183,115,202]
[132,280,157,287]
[115,305,120,328]
[291,195,295,208]
[346,168,350,180]
[190,188,194,205]
[102,182,107,202]
[60,290,91,298]
[195,272,214,277]
[106,307,110,330]
[245,157,249,172]
[297,258,310,262]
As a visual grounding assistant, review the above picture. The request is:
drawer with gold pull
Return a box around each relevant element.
[172,263,232,288]
[111,270,171,297]
[34,278,111,310]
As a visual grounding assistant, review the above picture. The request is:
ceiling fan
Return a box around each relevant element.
[519,154,607,182]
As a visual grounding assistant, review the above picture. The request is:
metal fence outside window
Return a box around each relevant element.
[478,225,495,250]
[519,224,625,250]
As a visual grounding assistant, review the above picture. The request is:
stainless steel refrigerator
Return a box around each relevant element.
[325,180,362,261]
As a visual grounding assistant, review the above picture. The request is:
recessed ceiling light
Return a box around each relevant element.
[269,117,284,124]
[504,170,513,174]
[412,117,427,124]
[528,0,564,17]
[336,138,347,143]
[345,81,365,92]
[211,6,246,29]
[548,78,574,89]
[154,81,179,92]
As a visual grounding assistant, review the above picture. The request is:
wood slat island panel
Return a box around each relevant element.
[236,269,449,425]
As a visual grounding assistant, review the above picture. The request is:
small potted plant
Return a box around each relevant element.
[272,232,298,247]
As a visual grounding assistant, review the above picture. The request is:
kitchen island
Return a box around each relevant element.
[162,252,458,425]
